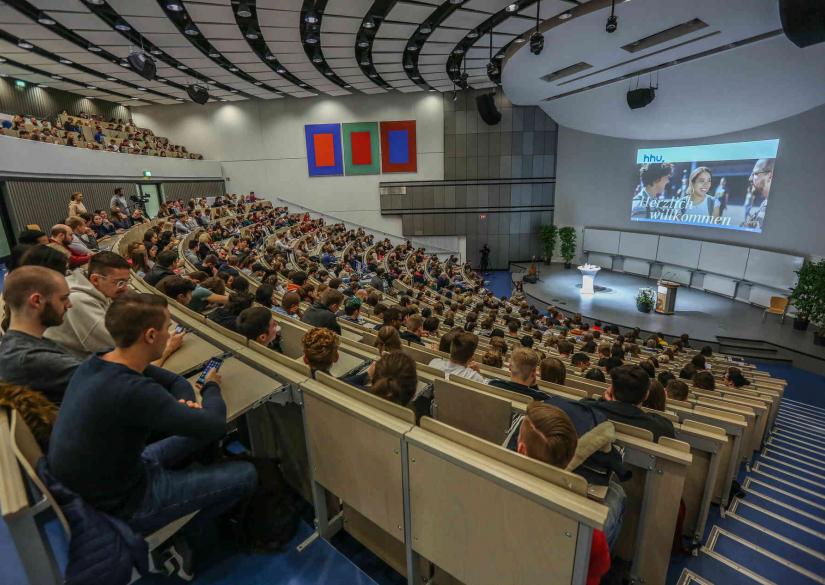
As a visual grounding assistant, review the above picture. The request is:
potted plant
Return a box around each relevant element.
[789,259,825,333]
[558,226,577,269]
[636,288,655,313]
[539,225,558,264]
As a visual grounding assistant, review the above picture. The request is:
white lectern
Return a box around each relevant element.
[578,264,601,295]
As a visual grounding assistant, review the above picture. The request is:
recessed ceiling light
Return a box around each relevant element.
[228,67,238,72]
[428,88,436,92]
[362,18,375,29]
[514,37,525,44]
[325,70,334,76]
[276,67,286,73]
[357,40,369,48]
[51,74,62,80]
[236,2,253,18]
[114,21,130,32]
[137,87,147,91]
[344,85,352,88]
[448,0,463,4]
[150,48,162,55]
[37,13,56,26]
[305,37,318,44]
[166,1,184,11]
[360,59,370,66]
[177,64,187,69]
[453,48,464,54]
[106,76,116,81]
[305,14,318,24]
[300,83,308,87]
[495,54,504,59]
[208,80,216,84]
[313,57,323,63]
[86,85,95,89]
[369,73,378,78]
[88,45,102,52]
[59,58,73,65]
[245,32,258,40]
[157,77,167,82]
[265,54,276,61]
[229,89,238,93]
[209,51,221,58]
[404,63,413,69]
[85,0,104,5]
[505,3,518,12]
[559,12,572,20]
[120,60,129,67]
[412,76,420,80]
[184,24,199,36]
[175,97,184,101]
[469,31,481,39]
[18,40,34,49]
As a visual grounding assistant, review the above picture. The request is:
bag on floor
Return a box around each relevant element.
[222,456,305,553]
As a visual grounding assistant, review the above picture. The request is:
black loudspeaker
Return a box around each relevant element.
[779,0,825,47]
[475,93,501,126]
[626,87,655,109]
[187,84,210,105]
[127,51,156,81]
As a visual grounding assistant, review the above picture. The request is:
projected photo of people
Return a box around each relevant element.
[629,140,778,233]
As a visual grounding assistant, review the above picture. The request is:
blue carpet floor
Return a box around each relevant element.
[484,270,512,299]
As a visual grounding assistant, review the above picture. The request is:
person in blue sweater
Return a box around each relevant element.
[48,292,257,539]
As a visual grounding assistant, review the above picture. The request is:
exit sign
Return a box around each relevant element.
[143,170,152,178]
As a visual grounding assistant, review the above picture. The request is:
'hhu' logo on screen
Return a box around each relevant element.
[642,154,664,162]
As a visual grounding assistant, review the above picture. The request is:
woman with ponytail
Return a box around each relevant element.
[302,327,339,378]
[369,351,418,407]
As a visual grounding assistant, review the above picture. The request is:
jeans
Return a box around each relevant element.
[126,435,258,536]
[603,480,627,551]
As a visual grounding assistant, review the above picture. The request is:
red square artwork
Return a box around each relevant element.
[350,131,372,165]
[312,133,335,167]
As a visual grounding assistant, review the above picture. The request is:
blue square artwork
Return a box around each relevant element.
[387,130,409,165]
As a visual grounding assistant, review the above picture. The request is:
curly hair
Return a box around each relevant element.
[370,351,417,407]
[302,327,340,373]
[374,325,402,354]
[0,383,58,450]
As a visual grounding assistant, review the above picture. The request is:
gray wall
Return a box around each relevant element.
[381,90,557,270]
[555,103,825,261]
[0,77,131,122]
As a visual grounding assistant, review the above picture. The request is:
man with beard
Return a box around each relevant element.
[742,158,774,230]
[0,265,80,403]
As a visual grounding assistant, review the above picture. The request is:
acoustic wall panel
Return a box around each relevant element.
[622,258,651,277]
[618,232,659,261]
[749,284,788,308]
[698,242,749,279]
[744,249,803,290]
[702,273,738,297]
[660,265,693,286]
[582,228,620,255]
[586,253,614,270]
[656,236,701,268]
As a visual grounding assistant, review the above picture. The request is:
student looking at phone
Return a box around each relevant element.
[47,292,257,543]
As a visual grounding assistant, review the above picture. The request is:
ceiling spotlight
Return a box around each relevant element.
[86,85,96,89]
[229,89,238,93]
[220,99,228,102]
[184,23,199,36]
[300,83,308,87]
[276,67,286,73]
[495,53,504,59]
[120,60,129,67]
[404,63,414,69]
[606,0,618,33]
[208,80,216,84]
[228,67,239,72]
[360,58,370,66]
[236,2,253,18]
[419,24,432,34]
[467,31,479,39]
[266,54,276,60]
[209,51,221,58]
[559,12,572,20]
[0,57,6,63]
[165,1,184,11]
[106,76,117,81]
[428,88,436,92]
[177,64,187,69]
[407,44,419,51]
[514,37,525,44]
[114,21,130,32]
[448,0,463,4]
[245,31,259,40]
[137,87,147,91]
[37,13,56,26]
[175,97,184,101]
[305,13,319,24]
[157,77,166,82]
[505,3,518,12]
[88,44,102,52]
[369,73,378,78]
[150,48,162,55]
[363,17,375,29]
[85,0,104,5]
[530,31,544,54]
[325,70,334,76]
[51,75,62,80]
[59,58,73,64]
[357,40,369,48]
[313,56,324,63]
[18,40,34,49]
[254,81,262,85]
[305,36,318,44]
[453,47,464,54]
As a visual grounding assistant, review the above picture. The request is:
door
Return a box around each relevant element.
[140,184,162,219]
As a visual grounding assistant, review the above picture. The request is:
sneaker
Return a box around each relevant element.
[150,534,194,581]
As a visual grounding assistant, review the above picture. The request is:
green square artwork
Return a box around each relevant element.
[343,122,380,175]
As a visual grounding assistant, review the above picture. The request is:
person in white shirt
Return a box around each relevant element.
[428,330,488,384]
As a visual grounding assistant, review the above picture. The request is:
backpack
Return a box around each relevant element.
[221,457,305,553]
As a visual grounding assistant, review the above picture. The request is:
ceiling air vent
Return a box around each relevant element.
[621,18,709,53]
[541,61,592,83]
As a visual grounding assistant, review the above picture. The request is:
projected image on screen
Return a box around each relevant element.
[630,139,779,233]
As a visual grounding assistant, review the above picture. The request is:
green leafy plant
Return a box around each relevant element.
[635,288,656,312]
[790,259,825,333]
[558,227,577,266]
[539,225,558,263]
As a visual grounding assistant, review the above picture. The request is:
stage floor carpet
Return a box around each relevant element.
[513,263,825,363]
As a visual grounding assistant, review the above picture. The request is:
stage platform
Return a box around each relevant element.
[511,263,825,374]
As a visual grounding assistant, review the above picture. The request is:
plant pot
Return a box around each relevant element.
[564,262,572,269]
[794,317,809,331]
[814,331,825,346]
[636,303,652,313]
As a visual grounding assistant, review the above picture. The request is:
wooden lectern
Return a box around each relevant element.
[656,280,680,314]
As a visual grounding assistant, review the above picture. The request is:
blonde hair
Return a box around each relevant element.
[510,347,538,380]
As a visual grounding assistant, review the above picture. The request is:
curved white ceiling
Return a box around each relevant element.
[502,0,825,139]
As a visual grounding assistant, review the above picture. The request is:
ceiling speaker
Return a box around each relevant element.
[626,87,655,109]
[475,92,501,126]
[127,51,156,81]
[186,84,209,105]
[779,0,825,47]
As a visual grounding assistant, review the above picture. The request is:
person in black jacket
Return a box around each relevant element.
[300,288,343,334]
[207,293,253,332]
[143,250,179,287]
[399,314,425,346]
[581,365,675,441]
[488,347,548,401]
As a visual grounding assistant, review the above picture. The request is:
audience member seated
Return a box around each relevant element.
[301,288,343,334]
[208,293,253,332]
[428,331,487,383]
[46,293,257,553]
[48,224,90,268]
[340,298,364,324]
[274,291,301,319]
[489,347,547,400]
[375,306,402,332]
[642,380,666,411]
[369,351,418,407]
[571,352,591,374]
[724,367,751,388]
[481,349,503,368]
[144,250,180,287]
[237,306,281,349]
[693,370,716,392]
[302,327,340,377]
[0,266,79,403]
[666,379,690,402]
[557,340,574,359]
[400,314,425,346]
[582,365,676,440]
[515,402,611,585]
[540,357,567,385]
[584,367,607,382]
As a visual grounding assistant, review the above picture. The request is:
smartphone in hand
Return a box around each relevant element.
[197,356,224,385]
